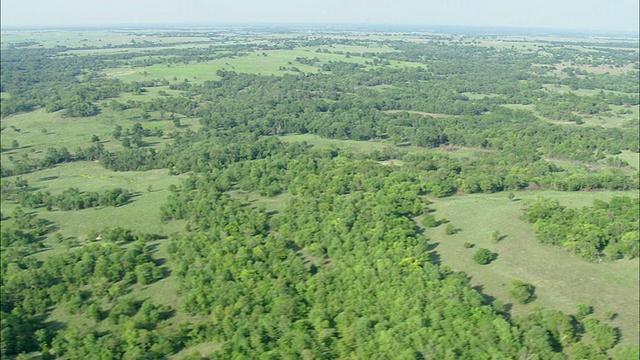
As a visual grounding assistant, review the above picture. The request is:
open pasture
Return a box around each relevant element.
[1,161,186,241]
[422,190,640,345]
[0,104,199,171]
[103,47,420,82]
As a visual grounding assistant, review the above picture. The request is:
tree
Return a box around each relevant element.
[509,279,534,304]
[473,248,494,265]
[113,125,123,140]
[422,214,438,228]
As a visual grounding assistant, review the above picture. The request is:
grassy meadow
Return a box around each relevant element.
[1,161,187,242]
[0,103,200,171]
[421,190,640,345]
[103,47,420,83]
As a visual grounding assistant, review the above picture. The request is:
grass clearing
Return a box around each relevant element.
[279,133,393,152]
[278,134,490,160]
[383,110,456,118]
[615,150,640,169]
[552,62,638,76]
[103,48,420,83]
[542,84,638,97]
[1,161,186,242]
[0,105,199,170]
[422,190,639,345]
[229,190,293,214]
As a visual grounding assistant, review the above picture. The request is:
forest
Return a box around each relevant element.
[0,27,639,359]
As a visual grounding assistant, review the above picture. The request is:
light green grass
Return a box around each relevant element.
[278,133,488,160]
[461,92,502,99]
[542,84,639,97]
[114,85,186,102]
[422,190,639,345]
[171,342,220,359]
[1,161,186,242]
[278,133,394,152]
[502,104,633,128]
[0,105,199,170]
[103,48,420,83]
[312,44,397,53]
[615,150,640,169]
[228,190,293,214]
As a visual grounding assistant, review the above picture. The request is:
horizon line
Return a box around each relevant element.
[1,22,639,37]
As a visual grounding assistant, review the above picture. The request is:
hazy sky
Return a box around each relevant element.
[1,0,639,32]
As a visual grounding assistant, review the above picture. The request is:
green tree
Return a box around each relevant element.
[473,248,494,265]
[509,279,534,304]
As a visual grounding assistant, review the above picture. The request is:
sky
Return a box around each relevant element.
[1,0,639,33]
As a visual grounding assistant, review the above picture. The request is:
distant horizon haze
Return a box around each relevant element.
[1,0,638,34]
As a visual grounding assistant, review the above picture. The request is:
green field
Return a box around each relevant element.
[616,150,640,169]
[103,48,420,83]
[279,133,395,152]
[422,190,640,345]
[0,105,199,170]
[1,161,186,242]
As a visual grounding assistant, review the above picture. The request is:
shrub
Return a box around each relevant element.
[445,224,460,235]
[422,214,438,228]
[576,303,593,319]
[509,279,534,304]
[473,248,494,264]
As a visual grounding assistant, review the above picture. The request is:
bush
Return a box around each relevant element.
[576,303,593,319]
[445,224,460,235]
[463,241,475,248]
[583,317,617,350]
[473,248,494,264]
[509,279,534,304]
[422,214,438,228]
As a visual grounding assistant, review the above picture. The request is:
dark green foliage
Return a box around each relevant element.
[576,303,594,320]
[583,317,617,351]
[161,154,593,359]
[422,213,438,227]
[15,187,132,210]
[0,310,43,357]
[473,248,495,265]
[1,226,168,357]
[525,196,639,261]
[509,279,535,304]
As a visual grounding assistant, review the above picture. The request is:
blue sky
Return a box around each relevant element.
[1,0,638,33]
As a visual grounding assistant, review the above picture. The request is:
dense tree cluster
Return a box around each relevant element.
[14,186,133,210]
[157,148,628,358]
[1,228,166,357]
[525,196,639,261]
